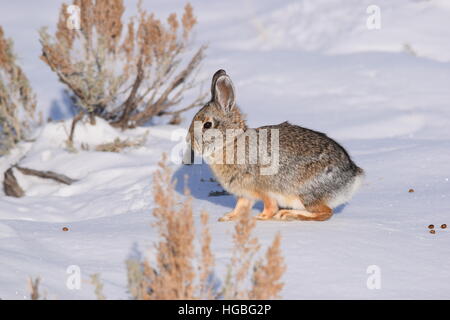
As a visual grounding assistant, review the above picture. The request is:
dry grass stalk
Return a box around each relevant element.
[94,133,147,153]
[40,1,207,131]
[0,26,37,154]
[126,256,146,300]
[249,233,285,299]
[90,273,106,300]
[222,209,261,299]
[127,156,286,300]
[198,210,215,299]
[138,155,196,299]
[28,276,41,300]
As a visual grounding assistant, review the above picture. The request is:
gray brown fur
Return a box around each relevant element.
[188,69,364,221]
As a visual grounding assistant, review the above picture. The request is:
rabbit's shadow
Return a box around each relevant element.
[173,162,242,209]
[173,163,346,214]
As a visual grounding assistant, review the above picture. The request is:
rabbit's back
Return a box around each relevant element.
[257,122,364,207]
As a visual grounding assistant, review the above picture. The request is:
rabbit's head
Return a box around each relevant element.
[187,70,247,156]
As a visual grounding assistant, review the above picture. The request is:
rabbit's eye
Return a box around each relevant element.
[203,122,212,129]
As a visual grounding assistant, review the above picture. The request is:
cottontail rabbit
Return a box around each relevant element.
[187,69,364,221]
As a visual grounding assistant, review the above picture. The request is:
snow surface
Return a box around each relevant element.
[1,0,450,299]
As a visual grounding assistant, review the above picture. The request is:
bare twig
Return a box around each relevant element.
[111,59,144,129]
[130,46,206,126]
[15,166,77,185]
[3,168,25,198]
[68,111,83,144]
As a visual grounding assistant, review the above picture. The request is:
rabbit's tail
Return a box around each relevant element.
[327,166,365,209]
[356,166,365,176]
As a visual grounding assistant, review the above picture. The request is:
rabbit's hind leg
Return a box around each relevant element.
[218,197,255,222]
[256,193,279,220]
[274,203,333,221]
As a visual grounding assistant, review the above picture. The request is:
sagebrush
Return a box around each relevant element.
[40,0,206,133]
[126,157,286,300]
[0,26,37,155]
[24,157,286,300]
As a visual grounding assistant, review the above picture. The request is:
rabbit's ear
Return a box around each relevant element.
[211,69,226,98]
[212,71,236,112]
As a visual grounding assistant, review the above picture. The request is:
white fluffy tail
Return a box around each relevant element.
[327,170,364,208]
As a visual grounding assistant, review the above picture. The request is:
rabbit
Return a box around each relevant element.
[187,69,364,222]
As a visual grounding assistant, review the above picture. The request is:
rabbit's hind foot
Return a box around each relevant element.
[274,204,333,221]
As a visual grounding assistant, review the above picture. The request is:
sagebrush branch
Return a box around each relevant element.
[39,1,206,130]
[15,166,77,185]
[2,165,78,198]
[0,26,36,154]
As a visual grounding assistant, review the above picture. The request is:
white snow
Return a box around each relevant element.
[1,0,450,299]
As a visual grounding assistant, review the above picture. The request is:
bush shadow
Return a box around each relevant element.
[49,90,77,121]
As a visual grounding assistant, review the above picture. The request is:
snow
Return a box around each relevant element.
[1,0,450,299]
